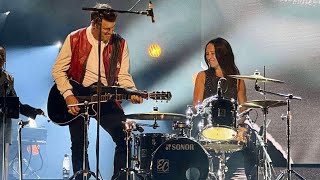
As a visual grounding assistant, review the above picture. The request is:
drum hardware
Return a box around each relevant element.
[172,121,192,137]
[246,116,276,180]
[125,106,186,130]
[239,75,303,180]
[265,96,302,180]
[125,109,186,121]
[169,105,195,138]
[230,70,286,180]
[240,98,287,170]
[215,152,228,180]
[228,71,285,83]
[116,121,145,180]
[241,100,287,109]
[255,82,304,180]
[240,100,277,178]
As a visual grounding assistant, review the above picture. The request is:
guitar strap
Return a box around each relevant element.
[107,34,122,86]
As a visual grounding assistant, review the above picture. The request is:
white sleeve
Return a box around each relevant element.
[51,34,74,98]
[117,41,137,89]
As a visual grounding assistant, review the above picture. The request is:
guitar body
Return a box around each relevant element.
[47,80,172,126]
[47,81,92,126]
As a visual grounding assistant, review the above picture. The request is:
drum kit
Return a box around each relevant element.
[121,71,304,180]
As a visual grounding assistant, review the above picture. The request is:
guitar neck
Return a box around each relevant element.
[76,93,147,102]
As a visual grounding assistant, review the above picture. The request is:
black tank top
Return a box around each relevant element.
[203,67,238,101]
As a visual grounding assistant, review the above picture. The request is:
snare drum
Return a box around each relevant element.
[151,137,210,180]
[135,133,171,173]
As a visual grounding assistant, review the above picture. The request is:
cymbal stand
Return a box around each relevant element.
[69,101,97,180]
[254,82,276,180]
[115,123,144,180]
[275,98,305,180]
[255,82,304,180]
[152,106,159,129]
[255,121,275,180]
[261,107,273,180]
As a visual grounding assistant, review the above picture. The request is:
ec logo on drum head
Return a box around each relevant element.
[156,159,169,173]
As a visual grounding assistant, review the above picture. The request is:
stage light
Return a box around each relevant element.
[148,43,162,58]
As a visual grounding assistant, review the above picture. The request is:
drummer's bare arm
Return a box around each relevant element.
[193,71,205,107]
[237,79,247,124]
[65,95,80,115]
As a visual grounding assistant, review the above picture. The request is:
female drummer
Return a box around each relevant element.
[193,37,247,115]
[193,37,255,179]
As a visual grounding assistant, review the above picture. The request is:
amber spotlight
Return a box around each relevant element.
[148,43,162,58]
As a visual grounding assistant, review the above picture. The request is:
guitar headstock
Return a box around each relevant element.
[149,91,172,102]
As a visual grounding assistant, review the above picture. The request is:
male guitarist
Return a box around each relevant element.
[51,3,142,180]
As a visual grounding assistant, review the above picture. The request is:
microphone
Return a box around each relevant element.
[238,108,253,118]
[147,1,155,23]
[217,77,225,98]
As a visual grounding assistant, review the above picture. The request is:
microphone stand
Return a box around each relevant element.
[82,5,154,20]
[17,120,29,180]
[1,83,8,180]
[82,4,155,180]
[69,101,97,180]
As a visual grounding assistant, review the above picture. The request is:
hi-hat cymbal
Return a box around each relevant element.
[125,111,186,120]
[240,100,287,108]
[228,74,284,83]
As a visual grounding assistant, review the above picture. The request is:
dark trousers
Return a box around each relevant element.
[68,101,127,180]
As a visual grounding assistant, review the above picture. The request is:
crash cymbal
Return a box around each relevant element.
[125,111,186,120]
[228,74,284,83]
[240,100,287,108]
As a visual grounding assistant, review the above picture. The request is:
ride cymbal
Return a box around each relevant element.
[228,74,284,83]
[125,111,186,120]
[240,100,287,108]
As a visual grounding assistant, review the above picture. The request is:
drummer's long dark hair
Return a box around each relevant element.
[204,37,240,76]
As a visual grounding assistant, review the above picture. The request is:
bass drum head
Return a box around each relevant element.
[151,137,209,180]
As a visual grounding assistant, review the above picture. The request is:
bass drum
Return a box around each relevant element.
[151,137,210,180]
[135,133,171,173]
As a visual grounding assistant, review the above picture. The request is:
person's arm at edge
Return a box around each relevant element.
[193,71,205,107]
